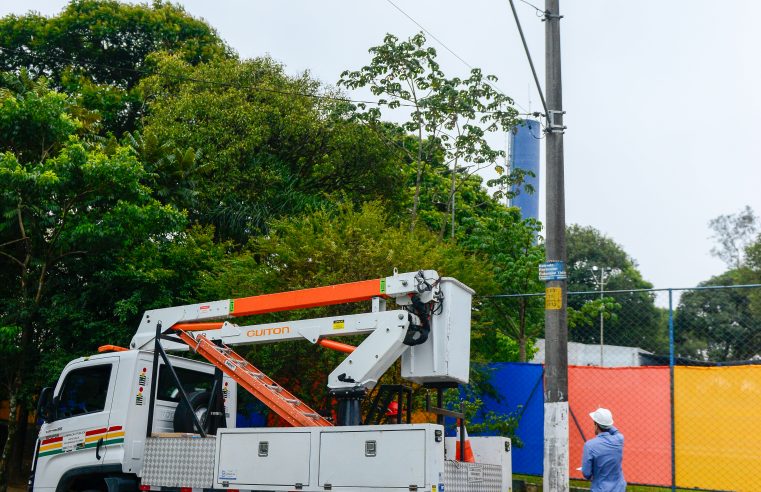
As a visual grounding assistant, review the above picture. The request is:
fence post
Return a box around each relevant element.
[669,288,676,492]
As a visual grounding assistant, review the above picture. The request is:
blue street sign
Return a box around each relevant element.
[539,261,567,281]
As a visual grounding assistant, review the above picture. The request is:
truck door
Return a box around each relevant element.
[34,357,120,491]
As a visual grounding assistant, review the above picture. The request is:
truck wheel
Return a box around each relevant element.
[172,390,220,435]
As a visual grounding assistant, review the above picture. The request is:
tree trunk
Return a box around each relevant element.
[519,336,527,363]
[2,205,36,492]
[410,125,424,232]
[518,298,528,362]
[12,406,29,477]
[449,157,458,240]
[438,158,459,241]
[3,298,35,491]
[0,387,19,492]
[438,207,448,240]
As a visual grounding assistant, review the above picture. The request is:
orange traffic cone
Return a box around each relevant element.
[386,400,399,417]
[455,424,475,462]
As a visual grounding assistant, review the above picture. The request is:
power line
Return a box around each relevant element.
[385,0,474,73]
[483,283,761,298]
[507,0,549,119]
[384,0,535,116]
[0,45,382,107]
[0,45,532,118]
[518,0,545,16]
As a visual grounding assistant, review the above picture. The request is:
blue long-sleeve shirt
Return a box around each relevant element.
[581,426,626,492]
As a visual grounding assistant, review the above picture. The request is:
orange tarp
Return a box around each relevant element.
[568,365,672,486]
[675,365,761,492]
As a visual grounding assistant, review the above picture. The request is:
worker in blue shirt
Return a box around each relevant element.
[581,408,626,492]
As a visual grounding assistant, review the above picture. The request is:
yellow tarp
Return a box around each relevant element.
[675,365,761,492]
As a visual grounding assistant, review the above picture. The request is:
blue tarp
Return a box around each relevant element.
[473,362,544,476]
[236,402,267,427]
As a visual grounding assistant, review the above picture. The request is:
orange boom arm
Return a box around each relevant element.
[229,278,385,317]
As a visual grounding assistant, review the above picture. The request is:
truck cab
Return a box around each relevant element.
[32,350,236,492]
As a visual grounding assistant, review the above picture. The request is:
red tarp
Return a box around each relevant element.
[568,365,672,486]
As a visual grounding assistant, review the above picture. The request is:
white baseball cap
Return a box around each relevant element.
[589,407,614,428]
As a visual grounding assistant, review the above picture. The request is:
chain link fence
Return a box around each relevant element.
[4,285,760,490]
[482,284,761,491]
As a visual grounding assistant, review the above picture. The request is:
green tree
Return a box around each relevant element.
[675,271,761,361]
[121,130,205,214]
[0,72,81,163]
[0,77,193,488]
[0,0,231,134]
[744,232,761,321]
[426,71,526,239]
[460,208,544,361]
[0,140,187,487]
[674,210,761,362]
[709,205,758,270]
[565,224,665,352]
[339,32,521,233]
[141,54,404,242]
[747,233,761,273]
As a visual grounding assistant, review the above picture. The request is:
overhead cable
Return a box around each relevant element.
[384,0,533,116]
[0,45,532,117]
[507,0,549,118]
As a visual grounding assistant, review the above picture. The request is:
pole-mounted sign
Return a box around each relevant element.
[539,261,567,281]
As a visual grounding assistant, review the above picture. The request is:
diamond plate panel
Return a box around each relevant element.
[444,461,502,492]
[141,437,216,488]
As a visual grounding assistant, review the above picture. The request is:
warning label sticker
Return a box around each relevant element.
[62,431,86,453]
[545,287,563,310]
[467,464,484,483]
[219,469,237,480]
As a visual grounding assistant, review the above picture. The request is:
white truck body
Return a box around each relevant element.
[139,426,511,492]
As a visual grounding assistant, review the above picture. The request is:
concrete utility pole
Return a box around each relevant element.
[543,0,569,491]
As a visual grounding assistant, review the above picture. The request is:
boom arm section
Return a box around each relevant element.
[128,271,473,428]
[228,310,418,391]
[182,311,418,392]
[129,269,438,350]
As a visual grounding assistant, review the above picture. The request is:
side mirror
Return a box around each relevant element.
[37,387,55,423]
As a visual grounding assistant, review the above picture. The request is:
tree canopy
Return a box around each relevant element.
[675,270,761,361]
[673,206,761,362]
[565,224,666,352]
[708,205,758,270]
[0,0,232,135]
[0,72,199,487]
[140,54,405,241]
[339,32,525,234]
[0,0,230,86]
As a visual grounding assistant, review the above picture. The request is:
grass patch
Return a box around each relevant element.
[514,474,696,492]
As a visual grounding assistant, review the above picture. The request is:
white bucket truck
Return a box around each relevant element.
[31,270,512,492]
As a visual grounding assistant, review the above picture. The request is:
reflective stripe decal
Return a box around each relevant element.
[40,436,63,446]
[38,425,124,457]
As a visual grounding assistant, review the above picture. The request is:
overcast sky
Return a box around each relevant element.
[4,0,760,304]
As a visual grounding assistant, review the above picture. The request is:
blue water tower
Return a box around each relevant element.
[509,119,541,222]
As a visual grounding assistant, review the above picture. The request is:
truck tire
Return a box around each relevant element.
[172,390,221,435]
